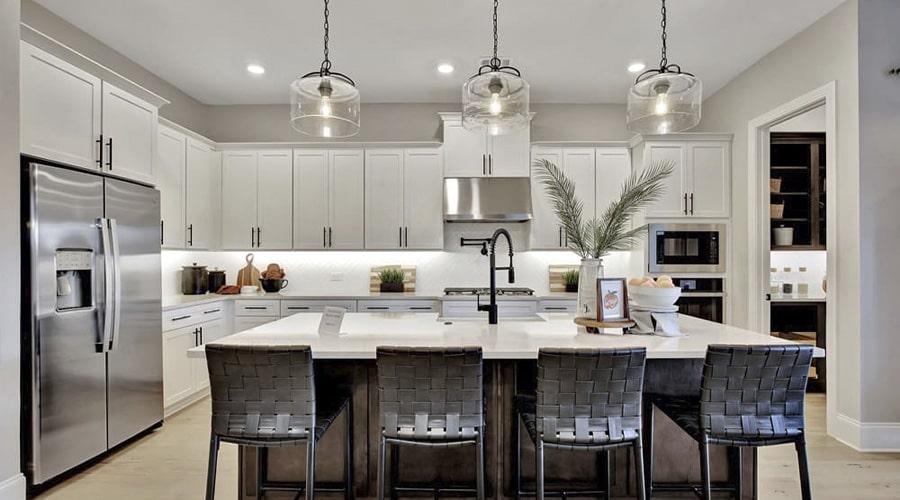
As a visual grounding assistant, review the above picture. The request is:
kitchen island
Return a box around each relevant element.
[189,313,823,499]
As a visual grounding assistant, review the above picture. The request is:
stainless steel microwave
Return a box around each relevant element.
[647,223,726,273]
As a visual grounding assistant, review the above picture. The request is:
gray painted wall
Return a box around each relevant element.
[695,1,861,430]
[20,0,210,136]
[0,0,23,497]
[858,0,900,425]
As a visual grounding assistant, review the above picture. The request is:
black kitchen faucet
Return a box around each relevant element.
[460,228,515,325]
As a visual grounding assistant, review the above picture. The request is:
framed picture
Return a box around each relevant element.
[596,278,629,322]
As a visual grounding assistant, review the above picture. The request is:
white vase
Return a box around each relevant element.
[576,258,604,319]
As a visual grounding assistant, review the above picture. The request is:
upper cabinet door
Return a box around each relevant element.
[687,142,731,218]
[328,150,365,249]
[293,150,329,249]
[157,126,185,249]
[184,138,213,249]
[220,151,258,249]
[403,149,444,249]
[595,148,631,218]
[489,126,531,177]
[642,143,689,218]
[442,120,488,177]
[530,148,563,249]
[101,82,157,184]
[256,150,293,250]
[365,150,404,249]
[563,149,596,220]
[20,42,101,170]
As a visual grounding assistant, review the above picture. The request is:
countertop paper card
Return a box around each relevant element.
[318,307,346,336]
[651,312,684,337]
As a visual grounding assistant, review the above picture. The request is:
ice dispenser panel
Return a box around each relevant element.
[55,249,93,311]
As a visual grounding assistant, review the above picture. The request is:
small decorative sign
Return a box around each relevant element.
[318,306,346,336]
[596,278,629,322]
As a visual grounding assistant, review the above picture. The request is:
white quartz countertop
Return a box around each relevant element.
[187,313,825,360]
[163,292,577,310]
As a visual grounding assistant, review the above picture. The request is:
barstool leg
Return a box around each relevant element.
[643,401,654,498]
[205,433,219,500]
[306,437,316,500]
[602,450,611,500]
[699,439,712,500]
[733,446,743,499]
[476,429,486,500]
[535,439,545,500]
[377,435,386,500]
[795,436,813,500]
[345,401,354,500]
[634,435,647,500]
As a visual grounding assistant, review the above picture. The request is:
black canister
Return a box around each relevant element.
[208,269,227,294]
[181,263,208,295]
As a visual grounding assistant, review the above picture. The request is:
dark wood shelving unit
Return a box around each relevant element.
[770,301,826,392]
[769,133,826,250]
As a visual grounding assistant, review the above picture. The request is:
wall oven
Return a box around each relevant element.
[671,277,725,324]
[647,223,726,274]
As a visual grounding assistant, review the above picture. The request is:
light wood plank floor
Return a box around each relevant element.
[33,394,900,499]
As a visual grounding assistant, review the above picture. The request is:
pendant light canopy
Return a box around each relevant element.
[462,0,529,136]
[290,0,360,138]
[626,0,701,135]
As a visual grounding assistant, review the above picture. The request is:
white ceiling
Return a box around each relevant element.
[33,0,844,106]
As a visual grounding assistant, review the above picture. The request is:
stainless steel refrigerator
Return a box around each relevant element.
[21,159,163,487]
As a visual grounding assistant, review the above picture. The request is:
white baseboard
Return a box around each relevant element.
[0,474,26,500]
[831,413,900,452]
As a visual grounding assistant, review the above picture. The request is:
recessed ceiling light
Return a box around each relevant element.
[246,64,266,75]
[437,63,454,74]
[628,62,646,73]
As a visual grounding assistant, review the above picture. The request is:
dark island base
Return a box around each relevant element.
[236,360,754,499]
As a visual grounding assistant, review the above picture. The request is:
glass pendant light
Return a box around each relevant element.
[290,0,360,138]
[626,0,701,134]
[462,0,529,136]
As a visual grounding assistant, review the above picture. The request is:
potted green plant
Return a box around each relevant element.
[563,269,579,293]
[378,268,406,293]
[534,158,674,318]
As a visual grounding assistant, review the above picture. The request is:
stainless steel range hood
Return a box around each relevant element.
[443,177,533,222]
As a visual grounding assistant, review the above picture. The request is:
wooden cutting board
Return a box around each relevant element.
[236,253,261,287]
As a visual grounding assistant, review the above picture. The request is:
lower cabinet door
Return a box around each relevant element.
[162,325,197,409]
[193,318,224,391]
[234,316,278,332]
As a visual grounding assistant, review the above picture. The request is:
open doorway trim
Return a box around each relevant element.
[746,81,837,434]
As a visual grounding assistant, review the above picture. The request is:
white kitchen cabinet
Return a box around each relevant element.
[233,316,278,331]
[634,136,731,219]
[184,137,214,249]
[192,318,224,391]
[157,125,185,249]
[440,113,530,177]
[365,148,443,250]
[595,147,632,215]
[221,150,293,250]
[293,149,365,249]
[162,325,196,409]
[161,302,225,413]
[358,299,439,313]
[20,43,158,184]
[531,147,611,250]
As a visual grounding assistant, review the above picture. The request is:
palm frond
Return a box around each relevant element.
[536,158,675,259]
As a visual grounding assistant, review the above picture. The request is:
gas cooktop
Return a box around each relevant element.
[443,287,535,296]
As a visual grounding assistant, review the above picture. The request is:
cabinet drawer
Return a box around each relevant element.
[234,299,280,317]
[441,299,538,318]
[162,301,224,330]
[358,299,438,313]
[281,300,357,316]
[538,300,577,313]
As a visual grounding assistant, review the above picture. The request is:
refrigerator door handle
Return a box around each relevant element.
[98,218,114,353]
[108,218,122,352]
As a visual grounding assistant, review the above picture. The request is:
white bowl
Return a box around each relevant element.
[629,286,681,308]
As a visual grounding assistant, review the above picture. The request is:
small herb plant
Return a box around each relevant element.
[563,269,579,285]
[378,268,405,284]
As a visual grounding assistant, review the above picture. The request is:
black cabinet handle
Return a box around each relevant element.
[328,227,332,247]
[192,328,199,346]
[399,227,402,247]
[323,226,327,248]
[251,227,255,247]
[198,326,203,345]
[106,137,113,169]
[287,306,310,310]
[690,193,694,215]
[203,308,220,314]
[405,227,408,248]
[489,154,493,175]
[96,134,103,168]
[256,227,261,247]
[160,220,164,245]
[410,306,433,311]
[172,315,191,322]
[543,306,569,311]
[482,154,487,175]
[187,224,193,246]
[683,193,688,215]
[243,306,268,310]
[366,306,390,310]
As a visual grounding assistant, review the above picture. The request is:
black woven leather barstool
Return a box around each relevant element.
[514,347,648,500]
[204,344,353,500]
[646,344,814,499]
[375,346,485,500]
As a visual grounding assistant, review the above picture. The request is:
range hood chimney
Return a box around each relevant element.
[443,177,533,222]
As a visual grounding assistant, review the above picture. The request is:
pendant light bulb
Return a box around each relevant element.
[653,82,670,116]
[489,93,502,115]
[318,79,333,117]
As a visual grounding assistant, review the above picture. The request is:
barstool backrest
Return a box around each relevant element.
[376,346,483,440]
[536,347,647,445]
[700,344,814,438]
[206,344,316,441]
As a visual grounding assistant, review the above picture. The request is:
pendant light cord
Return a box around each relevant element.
[490,0,500,69]
[320,0,332,74]
[659,0,667,69]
